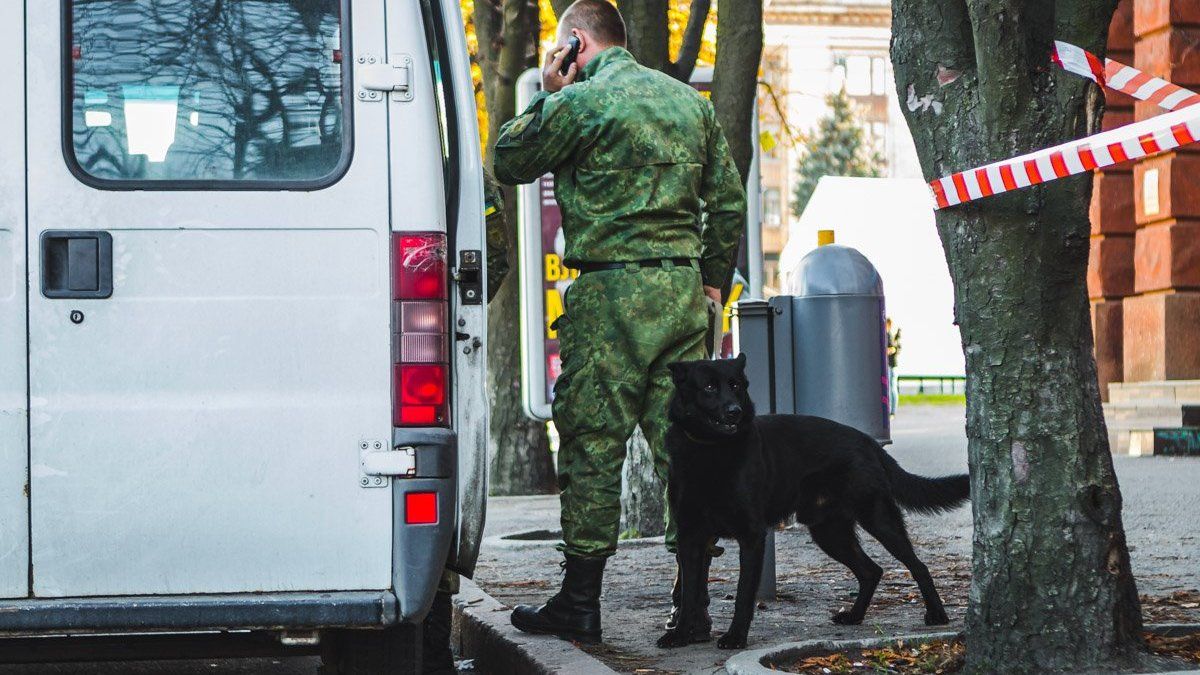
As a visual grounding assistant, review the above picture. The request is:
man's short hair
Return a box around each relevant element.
[560,0,627,48]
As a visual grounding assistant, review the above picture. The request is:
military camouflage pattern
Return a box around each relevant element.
[553,263,708,557]
[493,47,746,289]
[484,168,509,302]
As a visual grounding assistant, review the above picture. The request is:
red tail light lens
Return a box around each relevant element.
[394,235,447,300]
[392,233,449,427]
[405,491,439,525]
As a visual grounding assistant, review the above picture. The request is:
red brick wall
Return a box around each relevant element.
[1120,0,1200,383]
[1091,0,1137,400]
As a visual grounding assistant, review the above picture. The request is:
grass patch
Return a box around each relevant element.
[899,393,966,406]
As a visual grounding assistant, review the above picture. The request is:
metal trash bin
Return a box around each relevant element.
[734,245,890,444]
[784,244,891,444]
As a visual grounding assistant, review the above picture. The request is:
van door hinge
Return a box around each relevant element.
[359,441,416,488]
[356,54,414,103]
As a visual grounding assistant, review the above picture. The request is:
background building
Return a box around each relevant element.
[1092,0,1200,453]
[759,0,921,293]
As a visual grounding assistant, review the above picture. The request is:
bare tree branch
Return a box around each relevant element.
[670,0,710,82]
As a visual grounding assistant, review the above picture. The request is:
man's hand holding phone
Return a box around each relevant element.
[543,36,581,93]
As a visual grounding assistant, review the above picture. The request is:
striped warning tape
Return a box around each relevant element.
[929,42,1200,209]
[1052,41,1200,112]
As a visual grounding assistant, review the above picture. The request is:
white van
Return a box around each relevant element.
[0,0,488,670]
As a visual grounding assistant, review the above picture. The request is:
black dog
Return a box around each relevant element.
[657,355,969,650]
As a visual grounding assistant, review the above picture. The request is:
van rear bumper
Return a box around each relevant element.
[0,591,398,635]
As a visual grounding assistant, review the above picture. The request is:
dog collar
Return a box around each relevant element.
[683,430,723,445]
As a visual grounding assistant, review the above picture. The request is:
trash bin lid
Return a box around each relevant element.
[785,244,883,297]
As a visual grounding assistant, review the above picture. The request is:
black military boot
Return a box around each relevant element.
[664,554,713,641]
[510,555,606,644]
[421,590,456,675]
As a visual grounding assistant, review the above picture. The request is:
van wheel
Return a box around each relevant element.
[320,624,421,675]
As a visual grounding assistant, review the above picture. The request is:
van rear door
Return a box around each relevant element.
[25,0,402,597]
[0,2,28,601]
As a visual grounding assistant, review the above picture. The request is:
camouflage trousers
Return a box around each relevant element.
[553,262,708,559]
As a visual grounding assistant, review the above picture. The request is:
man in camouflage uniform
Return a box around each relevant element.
[493,0,745,644]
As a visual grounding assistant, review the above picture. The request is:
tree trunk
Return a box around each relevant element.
[617,0,671,72]
[549,0,572,21]
[476,0,557,496]
[890,2,1143,671]
[711,0,762,184]
[619,428,667,539]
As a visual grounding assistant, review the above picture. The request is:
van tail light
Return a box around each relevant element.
[392,233,449,427]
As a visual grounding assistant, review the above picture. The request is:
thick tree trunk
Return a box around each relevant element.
[617,0,671,72]
[476,0,557,496]
[891,2,1143,671]
[711,0,762,184]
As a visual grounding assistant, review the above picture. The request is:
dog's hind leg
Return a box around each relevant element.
[808,520,882,625]
[858,498,950,625]
[716,531,767,650]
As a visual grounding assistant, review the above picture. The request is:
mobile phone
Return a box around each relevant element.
[559,35,581,76]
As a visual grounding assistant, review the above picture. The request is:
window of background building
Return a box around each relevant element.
[844,55,872,96]
[764,187,782,228]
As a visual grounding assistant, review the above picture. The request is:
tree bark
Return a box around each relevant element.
[475,0,557,496]
[549,0,573,21]
[617,0,671,72]
[890,2,1143,671]
[711,0,762,184]
[620,428,667,539]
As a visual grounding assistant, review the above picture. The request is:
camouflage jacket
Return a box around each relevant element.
[493,47,746,289]
[484,168,508,302]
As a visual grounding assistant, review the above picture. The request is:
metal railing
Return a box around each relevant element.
[897,374,966,395]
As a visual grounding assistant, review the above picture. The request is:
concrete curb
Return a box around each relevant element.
[723,625,1200,674]
[724,631,958,675]
[452,577,618,675]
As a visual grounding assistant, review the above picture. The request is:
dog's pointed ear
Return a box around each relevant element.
[735,353,747,369]
[667,362,689,386]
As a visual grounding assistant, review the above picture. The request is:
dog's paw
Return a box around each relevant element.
[656,629,694,649]
[717,631,747,650]
[832,610,864,625]
[924,607,950,626]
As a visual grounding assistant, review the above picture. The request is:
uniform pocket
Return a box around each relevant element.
[552,355,608,435]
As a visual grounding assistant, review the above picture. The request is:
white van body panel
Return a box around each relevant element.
[0,1,29,601]
[25,1,397,597]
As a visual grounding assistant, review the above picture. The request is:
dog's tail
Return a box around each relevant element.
[879,452,969,515]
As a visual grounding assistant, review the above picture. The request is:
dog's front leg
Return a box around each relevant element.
[656,533,709,649]
[718,530,766,650]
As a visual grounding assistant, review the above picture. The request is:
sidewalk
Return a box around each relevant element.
[472,406,1200,674]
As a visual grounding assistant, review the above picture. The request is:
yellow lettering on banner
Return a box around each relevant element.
[545,288,565,339]
[545,254,562,282]
[544,254,580,282]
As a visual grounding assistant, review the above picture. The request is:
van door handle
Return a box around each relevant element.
[41,230,113,299]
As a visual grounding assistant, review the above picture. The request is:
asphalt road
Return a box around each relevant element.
[3,404,1198,673]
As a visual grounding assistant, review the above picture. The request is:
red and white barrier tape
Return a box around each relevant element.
[929,42,1200,210]
[1052,41,1200,112]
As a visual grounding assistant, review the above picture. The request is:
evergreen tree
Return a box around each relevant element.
[791,89,883,218]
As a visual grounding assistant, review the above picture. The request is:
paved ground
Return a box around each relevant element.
[474,404,1200,674]
[4,404,1196,673]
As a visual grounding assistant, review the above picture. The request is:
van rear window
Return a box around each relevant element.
[66,0,349,187]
